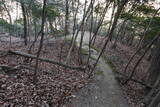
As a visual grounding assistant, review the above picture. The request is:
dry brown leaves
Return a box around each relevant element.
[0,40,88,107]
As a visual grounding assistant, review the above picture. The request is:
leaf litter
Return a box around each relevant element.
[0,40,89,107]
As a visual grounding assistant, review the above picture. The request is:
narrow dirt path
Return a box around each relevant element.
[1,32,129,106]
[67,31,129,107]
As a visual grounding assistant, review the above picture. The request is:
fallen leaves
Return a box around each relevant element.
[0,40,89,106]
[95,37,149,107]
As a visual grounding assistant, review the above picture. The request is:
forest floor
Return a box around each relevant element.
[0,38,128,107]
[95,36,150,107]
[67,46,128,107]
[0,33,149,107]
[66,32,128,107]
[0,40,89,106]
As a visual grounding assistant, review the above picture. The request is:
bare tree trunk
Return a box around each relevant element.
[78,0,87,64]
[89,0,128,76]
[124,32,160,84]
[66,0,95,64]
[122,7,160,73]
[107,1,137,43]
[106,2,116,40]
[112,20,127,48]
[33,19,37,38]
[27,13,32,42]
[21,3,28,46]
[65,0,69,37]
[124,15,160,72]
[34,0,47,82]
[91,2,111,45]
[2,0,12,24]
[70,0,80,47]
[49,19,55,33]
[54,19,58,31]
[2,0,12,48]
[137,7,160,48]
[86,1,94,69]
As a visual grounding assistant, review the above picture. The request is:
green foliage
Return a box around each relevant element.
[0,18,22,33]
[81,48,88,55]
[14,18,23,24]
[90,46,117,72]
[96,71,104,75]
[135,4,156,15]
[126,16,160,41]
[0,18,8,25]
[144,17,160,39]
[94,3,103,14]
[46,5,60,20]
[120,13,135,19]
[30,1,60,20]
[31,3,42,19]
[120,3,157,38]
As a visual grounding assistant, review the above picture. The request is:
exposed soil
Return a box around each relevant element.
[95,36,150,107]
[66,32,129,107]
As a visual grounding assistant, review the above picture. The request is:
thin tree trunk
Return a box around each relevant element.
[124,31,160,84]
[70,0,80,47]
[33,19,37,38]
[91,2,111,45]
[86,1,94,69]
[49,19,55,33]
[2,0,12,24]
[21,3,28,46]
[89,0,128,76]
[112,20,127,48]
[124,29,160,74]
[78,0,87,64]
[106,2,116,41]
[34,0,47,82]
[65,0,69,37]
[122,6,159,73]
[2,0,12,48]
[66,0,95,64]
[137,7,160,48]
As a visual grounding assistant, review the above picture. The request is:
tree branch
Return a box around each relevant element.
[8,50,85,70]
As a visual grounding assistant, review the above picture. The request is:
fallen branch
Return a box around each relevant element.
[8,50,85,70]
[0,64,19,71]
[115,71,152,89]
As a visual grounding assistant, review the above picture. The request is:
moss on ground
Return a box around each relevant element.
[90,46,117,72]
[95,70,104,75]
[81,48,88,55]
[65,38,78,47]
[90,56,97,60]
[101,54,117,72]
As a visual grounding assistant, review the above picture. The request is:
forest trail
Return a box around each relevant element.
[0,32,129,106]
[67,31,129,107]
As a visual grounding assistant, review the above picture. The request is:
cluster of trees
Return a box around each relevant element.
[0,0,62,44]
[0,0,160,106]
